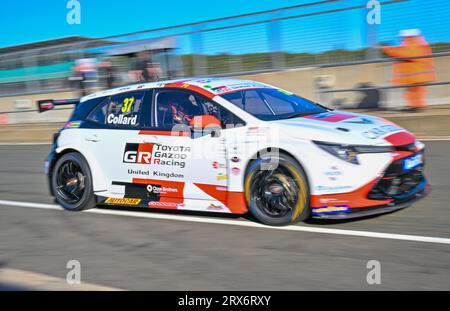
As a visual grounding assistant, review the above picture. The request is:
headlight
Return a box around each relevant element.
[313,141,395,165]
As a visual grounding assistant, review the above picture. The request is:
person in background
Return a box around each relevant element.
[71,58,98,97]
[129,51,163,83]
[98,60,115,89]
[131,51,151,83]
[147,62,162,82]
[382,29,437,112]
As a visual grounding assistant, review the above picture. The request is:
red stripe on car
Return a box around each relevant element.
[384,131,416,146]
[304,113,356,123]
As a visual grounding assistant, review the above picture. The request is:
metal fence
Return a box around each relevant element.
[0,0,449,98]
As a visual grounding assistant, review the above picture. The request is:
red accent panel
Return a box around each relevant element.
[311,179,393,209]
[226,192,247,214]
[304,113,355,123]
[138,130,190,137]
[194,183,247,214]
[163,82,215,99]
[189,115,221,128]
[194,183,228,201]
[390,151,414,162]
[384,131,415,146]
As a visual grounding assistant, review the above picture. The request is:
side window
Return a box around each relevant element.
[88,97,109,124]
[155,90,203,129]
[260,91,296,114]
[244,90,273,116]
[223,90,273,118]
[88,91,145,128]
[155,89,244,129]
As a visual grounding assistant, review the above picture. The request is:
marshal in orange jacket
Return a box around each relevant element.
[383,36,437,85]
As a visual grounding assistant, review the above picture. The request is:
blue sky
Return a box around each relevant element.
[0,0,449,54]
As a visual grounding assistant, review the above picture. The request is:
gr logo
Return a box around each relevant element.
[123,143,154,164]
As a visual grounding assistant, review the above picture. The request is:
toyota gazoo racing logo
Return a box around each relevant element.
[123,143,153,164]
[123,143,190,168]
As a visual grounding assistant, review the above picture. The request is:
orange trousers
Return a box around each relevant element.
[404,85,427,109]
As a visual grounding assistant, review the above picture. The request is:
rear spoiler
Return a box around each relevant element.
[37,98,80,113]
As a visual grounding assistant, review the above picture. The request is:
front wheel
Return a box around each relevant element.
[51,152,96,211]
[244,153,310,226]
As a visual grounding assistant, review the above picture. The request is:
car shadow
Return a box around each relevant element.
[96,204,400,226]
[305,211,396,225]
[96,204,243,220]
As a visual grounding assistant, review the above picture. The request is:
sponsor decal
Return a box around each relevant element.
[312,205,351,215]
[195,78,215,84]
[318,198,350,205]
[308,112,336,119]
[305,112,355,123]
[128,168,150,176]
[216,173,228,181]
[146,184,178,195]
[148,201,179,209]
[212,161,226,169]
[114,179,184,202]
[64,121,81,129]
[107,114,138,125]
[211,85,232,93]
[104,197,141,205]
[402,154,423,172]
[344,117,374,125]
[153,171,185,179]
[362,125,402,140]
[231,167,241,176]
[123,143,190,169]
[207,204,224,210]
[126,169,184,179]
[315,185,353,192]
[231,156,241,163]
[324,166,342,181]
[277,89,293,95]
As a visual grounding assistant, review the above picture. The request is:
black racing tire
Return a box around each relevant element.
[51,152,96,211]
[244,152,310,226]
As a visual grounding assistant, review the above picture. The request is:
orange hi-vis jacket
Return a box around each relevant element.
[383,36,437,85]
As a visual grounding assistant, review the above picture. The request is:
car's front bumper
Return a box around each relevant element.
[312,179,430,220]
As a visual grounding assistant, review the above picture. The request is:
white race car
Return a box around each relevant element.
[42,78,429,226]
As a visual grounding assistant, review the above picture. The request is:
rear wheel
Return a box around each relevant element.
[51,152,96,211]
[244,153,310,226]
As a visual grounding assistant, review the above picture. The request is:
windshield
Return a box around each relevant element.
[221,88,328,121]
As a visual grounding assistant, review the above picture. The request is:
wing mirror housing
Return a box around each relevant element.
[189,115,222,138]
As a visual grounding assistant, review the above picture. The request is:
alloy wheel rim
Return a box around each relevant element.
[55,160,86,204]
[250,166,299,218]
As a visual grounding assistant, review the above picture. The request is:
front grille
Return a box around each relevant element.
[369,153,425,200]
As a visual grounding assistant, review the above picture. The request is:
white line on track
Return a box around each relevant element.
[1,199,450,245]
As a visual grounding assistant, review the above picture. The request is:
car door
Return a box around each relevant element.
[83,90,152,202]
[149,88,237,208]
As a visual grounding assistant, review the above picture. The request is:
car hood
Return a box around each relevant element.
[270,111,416,146]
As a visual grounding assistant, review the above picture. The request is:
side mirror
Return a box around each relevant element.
[189,115,222,137]
[37,99,55,113]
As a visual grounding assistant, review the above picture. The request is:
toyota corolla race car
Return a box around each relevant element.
[41,78,429,226]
